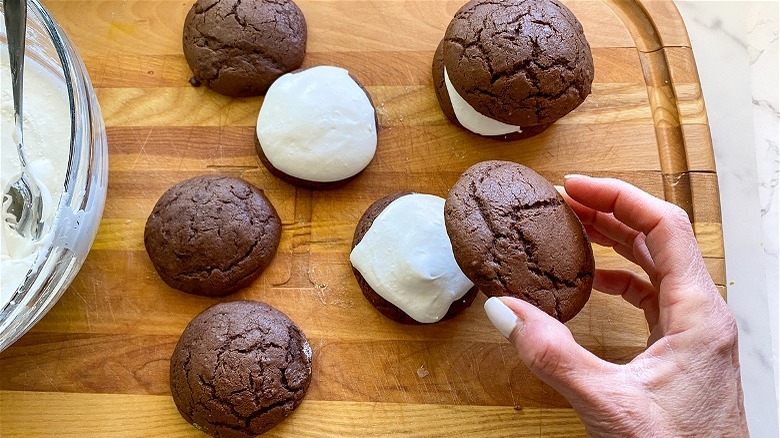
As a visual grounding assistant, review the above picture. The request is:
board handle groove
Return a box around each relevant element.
[604,0,701,221]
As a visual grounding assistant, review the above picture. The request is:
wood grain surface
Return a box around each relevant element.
[0,0,723,436]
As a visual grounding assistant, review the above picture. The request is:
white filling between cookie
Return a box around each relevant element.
[256,66,377,182]
[443,67,523,137]
[349,194,474,323]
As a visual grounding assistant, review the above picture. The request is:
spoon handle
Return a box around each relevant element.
[3,0,28,166]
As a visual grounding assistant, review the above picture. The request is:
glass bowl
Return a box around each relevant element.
[0,0,107,352]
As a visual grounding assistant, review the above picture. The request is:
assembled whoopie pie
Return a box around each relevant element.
[433,0,594,140]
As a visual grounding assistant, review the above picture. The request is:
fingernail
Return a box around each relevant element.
[553,185,566,195]
[484,297,519,339]
[564,174,588,180]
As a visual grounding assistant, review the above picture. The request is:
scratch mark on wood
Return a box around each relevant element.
[74,289,93,331]
[499,343,519,409]
[130,128,152,170]
[28,351,62,394]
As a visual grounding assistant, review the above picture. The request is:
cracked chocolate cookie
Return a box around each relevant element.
[144,175,281,296]
[444,161,594,322]
[351,192,479,324]
[434,0,593,138]
[170,300,312,438]
[182,0,307,97]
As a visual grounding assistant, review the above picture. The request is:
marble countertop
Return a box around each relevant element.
[675,1,779,435]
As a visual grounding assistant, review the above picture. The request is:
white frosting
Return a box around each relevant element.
[256,66,377,183]
[349,194,474,323]
[443,67,523,136]
[1,44,70,308]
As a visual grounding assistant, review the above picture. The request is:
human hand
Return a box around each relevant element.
[483,175,748,437]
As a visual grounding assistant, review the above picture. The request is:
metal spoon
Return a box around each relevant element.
[3,0,43,240]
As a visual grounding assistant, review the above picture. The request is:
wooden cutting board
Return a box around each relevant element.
[0,0,724,436]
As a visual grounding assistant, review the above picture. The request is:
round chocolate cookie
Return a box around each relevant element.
[170,300,312,438]
[255,66,378,189]
[182,0,307,97]
[432,39,552,141]
[144,175,281,296]
[444,161,594,322]
[351,192,479,324]
[439,0,593,132]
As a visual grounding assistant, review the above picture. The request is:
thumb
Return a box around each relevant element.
[484,296,609,400]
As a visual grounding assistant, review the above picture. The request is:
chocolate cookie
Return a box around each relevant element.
[170,300,312,438]
[437,0,593,135]
[444,161,594,322]
[144,175,281,296]
[182,0,307,97]
[351,192,479,324]
[255,66,378,189]
[432,39,552,141]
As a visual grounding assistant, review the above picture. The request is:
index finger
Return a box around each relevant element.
[562,175,716,303]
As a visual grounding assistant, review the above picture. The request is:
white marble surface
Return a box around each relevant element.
[676,1,779,435]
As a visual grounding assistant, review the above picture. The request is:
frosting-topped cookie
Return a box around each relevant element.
[256,66,377,188]
[350,192,476,324]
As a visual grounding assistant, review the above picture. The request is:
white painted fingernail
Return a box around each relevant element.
[564,174,588,180]
[484,297,518,339]
[553,185,566,195]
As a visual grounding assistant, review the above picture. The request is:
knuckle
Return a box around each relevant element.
[673,211,694,235]
[529,341,564,377]
[665,203,691,227]
[705,307,739,353]
[660,203,700,253]
[718,313,739,345]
